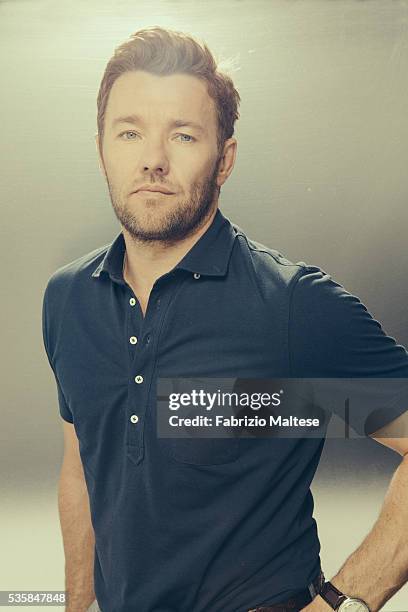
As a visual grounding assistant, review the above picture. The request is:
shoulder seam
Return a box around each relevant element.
[236,232,310,270]
[287,266,313,377]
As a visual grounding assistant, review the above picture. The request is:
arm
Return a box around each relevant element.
[302,412,408,612]
[59,421,96,612]
[289,268,408,610]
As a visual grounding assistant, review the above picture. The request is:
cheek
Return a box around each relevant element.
[179,157,215,189]
[104,156,133,185]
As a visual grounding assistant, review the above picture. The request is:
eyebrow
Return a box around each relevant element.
[111,114,206,133]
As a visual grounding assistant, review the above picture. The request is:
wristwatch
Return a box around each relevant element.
[319,581,371,611]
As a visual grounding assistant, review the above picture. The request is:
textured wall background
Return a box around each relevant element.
[1,1,407,609]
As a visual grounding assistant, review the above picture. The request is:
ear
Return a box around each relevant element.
[95,133,107,179]
[216,137,237,188]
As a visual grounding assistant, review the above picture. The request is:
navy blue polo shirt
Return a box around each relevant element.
[42,208,408,612]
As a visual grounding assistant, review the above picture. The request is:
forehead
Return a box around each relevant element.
[105,70,217,131]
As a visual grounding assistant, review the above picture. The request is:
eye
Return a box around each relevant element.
[119,130,139,140]
[175,133,195,143]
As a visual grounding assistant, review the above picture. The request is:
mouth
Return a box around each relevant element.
[135,189,174,195]
[132,184,176,196]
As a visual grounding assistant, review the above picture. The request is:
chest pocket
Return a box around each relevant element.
[168,437,240,465]
[158,379,241,465]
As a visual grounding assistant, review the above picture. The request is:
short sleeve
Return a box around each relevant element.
[52,370,74,423]
[42,283,74,423]
[289,267,408,435]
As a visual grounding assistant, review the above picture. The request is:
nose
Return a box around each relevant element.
[140,138,169,176]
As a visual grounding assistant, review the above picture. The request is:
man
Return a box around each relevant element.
[42,27,408,612]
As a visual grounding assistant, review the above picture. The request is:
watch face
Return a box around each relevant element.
[338,599,370,612]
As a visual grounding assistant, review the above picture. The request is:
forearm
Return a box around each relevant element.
[329,454,408,611]
[58,464,95,612]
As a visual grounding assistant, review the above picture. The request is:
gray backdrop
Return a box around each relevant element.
[1,1,407,610]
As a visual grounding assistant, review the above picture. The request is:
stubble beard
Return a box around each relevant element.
[107,157,221,246]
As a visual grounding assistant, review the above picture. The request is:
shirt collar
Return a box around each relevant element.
[91,208,238,282]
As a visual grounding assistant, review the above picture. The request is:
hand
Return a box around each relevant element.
[300,594,333,612]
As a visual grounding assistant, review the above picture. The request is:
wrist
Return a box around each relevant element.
[315,594,335,611]
[319,580,371,611]
[301,594,336,612]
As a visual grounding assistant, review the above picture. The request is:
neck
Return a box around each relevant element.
[122,206,218,294]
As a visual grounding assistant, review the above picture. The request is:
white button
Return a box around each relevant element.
[130,414,139,424]
[129,297,136,306]
[193,273,201,279]
[129,336,138,345]
[135,375,143,384]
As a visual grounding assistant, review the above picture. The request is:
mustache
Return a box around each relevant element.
[130,175,170,191]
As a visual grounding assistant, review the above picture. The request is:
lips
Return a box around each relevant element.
[133,185,175,195]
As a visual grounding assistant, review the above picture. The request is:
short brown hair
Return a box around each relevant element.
[97,26,240,155]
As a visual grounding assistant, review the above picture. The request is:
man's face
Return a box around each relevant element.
[97,70,233,244]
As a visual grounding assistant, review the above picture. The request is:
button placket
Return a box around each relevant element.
[125,276,185,465]
[125,283,163,461]
[125,288,145,456]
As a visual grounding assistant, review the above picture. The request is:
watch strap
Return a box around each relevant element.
[319,581,347,610]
